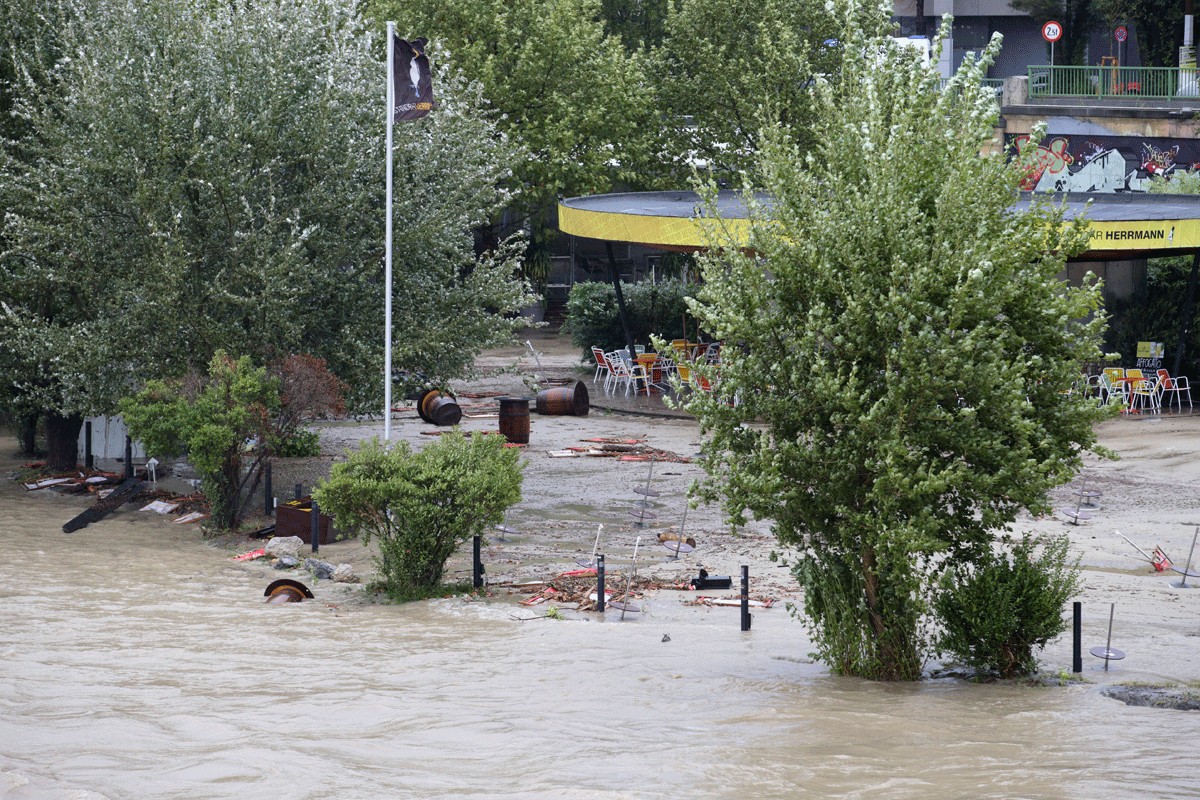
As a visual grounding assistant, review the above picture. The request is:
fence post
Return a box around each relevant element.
[310,499,320,553]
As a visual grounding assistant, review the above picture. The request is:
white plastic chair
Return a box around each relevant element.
[591,346,610,385]
[612,350,650,396]
[1156,369,1193,411]
[1128,377,1159,414]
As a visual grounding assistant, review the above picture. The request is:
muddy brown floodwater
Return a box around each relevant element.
[5,333,1200,798]
[3,437,1200,798]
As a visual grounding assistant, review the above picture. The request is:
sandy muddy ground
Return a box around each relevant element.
[295,331,1200,684]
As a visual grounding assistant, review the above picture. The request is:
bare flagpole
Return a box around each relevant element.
[383,21,395,445]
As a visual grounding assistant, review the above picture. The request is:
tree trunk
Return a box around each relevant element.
[17,413,39,456]
[44,412,83,471]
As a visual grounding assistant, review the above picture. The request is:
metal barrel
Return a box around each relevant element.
[417,389,462,426]
[535,380,590,416]
[498,396,531,444]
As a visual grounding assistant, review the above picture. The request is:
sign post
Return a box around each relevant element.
[1115,25,1128,68]
[1043,20,1063,68]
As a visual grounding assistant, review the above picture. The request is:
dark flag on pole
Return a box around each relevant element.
[392,35,434,121]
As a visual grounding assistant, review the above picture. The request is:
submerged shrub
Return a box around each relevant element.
[313,431,522,600]
[934,534,1081,678]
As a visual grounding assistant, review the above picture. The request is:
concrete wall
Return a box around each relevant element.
[1064,259,1147,303]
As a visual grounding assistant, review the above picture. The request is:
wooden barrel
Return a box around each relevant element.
[498,396,531,444]
[417,389,462,426]
[536,380,589,416]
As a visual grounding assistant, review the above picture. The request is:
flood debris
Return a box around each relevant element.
[62,478,145,533]
[264,578,314,603]
[682,595,776,609]
[497,571,662,612]
[565,438,691,463]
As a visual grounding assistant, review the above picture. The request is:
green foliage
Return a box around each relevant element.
[686,9,1108,680]
[600,0,668,51]
[1,0,532,428]
[272,429,322,458]
[564,279,697,358]
[1104,256,1199,374]
[313,432,523,601]
[119,352,279,530]
[934,534,1081,678]
[650,0,842,182]
[368,0,657,218]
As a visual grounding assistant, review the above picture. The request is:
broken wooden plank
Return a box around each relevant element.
[62,478,145,533]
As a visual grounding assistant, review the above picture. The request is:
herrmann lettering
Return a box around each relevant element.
[1103,229,1166,241]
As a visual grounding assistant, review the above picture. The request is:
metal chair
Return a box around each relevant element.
[1156,369,1193,411]
[590,346,610,385]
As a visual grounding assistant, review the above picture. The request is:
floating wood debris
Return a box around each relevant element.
[62,478,145,533]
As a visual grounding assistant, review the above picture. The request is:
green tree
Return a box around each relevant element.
[365,0,657,222]
[686,12,1108,680]
[119,352,278,530]
[600,0,668,52]
[649,0,843,183]
[314,432,523,600]
[1,0,532,469]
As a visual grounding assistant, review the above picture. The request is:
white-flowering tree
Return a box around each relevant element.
[650,0,843,183]
[1,0,532,469]
[687,6,1108,680]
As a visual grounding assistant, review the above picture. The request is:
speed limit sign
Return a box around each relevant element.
[1042,20,1063,42]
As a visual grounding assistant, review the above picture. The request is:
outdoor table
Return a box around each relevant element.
[636,353,663,392]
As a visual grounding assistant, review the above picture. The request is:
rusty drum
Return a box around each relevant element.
[535,380,590,416]
[417,389,462,426]
[498,396,531,444]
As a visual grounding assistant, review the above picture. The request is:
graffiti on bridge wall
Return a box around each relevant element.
[1009,134,1200,193]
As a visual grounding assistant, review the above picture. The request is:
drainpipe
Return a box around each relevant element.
[1173,248,1200,377]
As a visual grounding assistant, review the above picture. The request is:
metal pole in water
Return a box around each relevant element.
[1080,599,1089,676]
[1175,526,1199,589]
[1102,603,1115,670]
[472,535,483,589]
[597,554,606,613]
[85,421,93,471]
[621,537,641,621]
[741,565,751,631]
[310,499,320,553]
[264,462,273,517]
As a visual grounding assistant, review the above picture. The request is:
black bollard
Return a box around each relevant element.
[263,463,273,517]
[85,421,94,471]
[310,499,320,553]
[472,535,484,589]
[1080,599,1089,676]
[124,436,133,479]
[740,565,752,631]
[596,554,606,613]
[294,483,303,501]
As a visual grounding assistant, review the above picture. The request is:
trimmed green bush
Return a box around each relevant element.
[934,534,1081,678]
[313,431,523,600]
[564,278,698,360]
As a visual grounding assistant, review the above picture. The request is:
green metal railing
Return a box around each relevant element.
[1027,65,1200,100]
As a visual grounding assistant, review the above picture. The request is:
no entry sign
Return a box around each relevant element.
[1042,20,1063,43]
